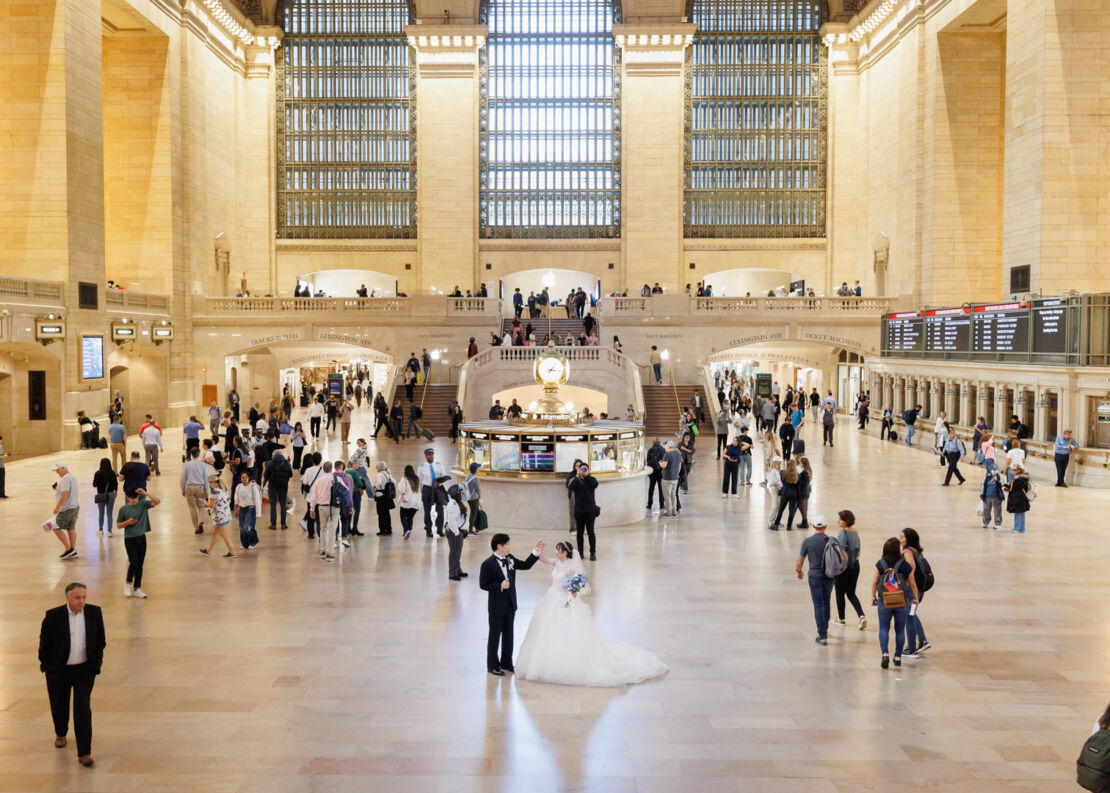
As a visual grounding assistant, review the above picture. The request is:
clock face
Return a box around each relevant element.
[538,358,565,383]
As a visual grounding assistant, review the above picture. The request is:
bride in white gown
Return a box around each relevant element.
[516,542,668,687]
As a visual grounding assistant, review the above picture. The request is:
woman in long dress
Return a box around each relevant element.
[516,542,667,687]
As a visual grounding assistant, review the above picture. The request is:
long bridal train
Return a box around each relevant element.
[515,553,668,687]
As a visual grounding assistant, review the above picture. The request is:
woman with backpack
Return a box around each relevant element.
[397,464,420,540]
[899,528,931,657]
[833,510,867,630]
[373,461,396,536]
[1006,464,1032,533]
[869,537,919,668]
[768,460,801,531]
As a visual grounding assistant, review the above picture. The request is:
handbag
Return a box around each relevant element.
[476,509,489,531]
[593,505,601,517]
[94,493,108,504]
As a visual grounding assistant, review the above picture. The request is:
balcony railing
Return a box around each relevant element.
[600,295,895,317]
[0,276,64,305]
[105,289,170,311]
[200,296,501,318]
[469,344,627,370]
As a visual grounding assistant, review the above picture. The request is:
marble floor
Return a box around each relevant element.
[0,410,1106,793]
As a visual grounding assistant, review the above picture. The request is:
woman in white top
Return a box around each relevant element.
[397,464,421,540]
[1004,440,1026,484]
[758,430,780,486]
[232,471,263,550]
[373,461,395,536]
[444,485,469,580]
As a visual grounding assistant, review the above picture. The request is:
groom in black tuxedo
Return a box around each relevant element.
[479,533,543,675]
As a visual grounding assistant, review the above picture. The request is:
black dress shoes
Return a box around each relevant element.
[501,665,515,673]
[459,572,469,577]
[488,667,505,676]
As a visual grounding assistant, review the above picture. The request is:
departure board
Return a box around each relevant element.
[885,313,924,352]
[971,303,1029,353]
[1032,298,1067,354]
[925,308,971,353]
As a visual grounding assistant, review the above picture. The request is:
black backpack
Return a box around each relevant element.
[329,476,349,509]
[412,406,423,420]
[902,409,914,423]
[646,444,663,469]
[383,479,396,501]
[914,551,935,593]
[1078,728,1110,792]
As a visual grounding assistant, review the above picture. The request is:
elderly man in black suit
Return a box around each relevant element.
[478,533,544,676]
[38,583,106,767]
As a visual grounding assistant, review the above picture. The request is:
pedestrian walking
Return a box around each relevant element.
[200,475,236,558]
[832,510,866,630]
[1005,465,1032,533]
[870,537,918,668]
[445,484,469,580]
[899,528,931,657]
[50,463,80,559]
[941,429,967,485]
[769,460,801,531]
[116,488,159,597]
[398,465,420,539]
[92,458,117,537]
[795,515,839,645]
[38,583,105,767]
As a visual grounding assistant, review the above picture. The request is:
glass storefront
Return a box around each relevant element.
[458,422,644,477]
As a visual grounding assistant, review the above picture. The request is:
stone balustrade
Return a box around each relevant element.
[0,276,65,306]
[469,344,626,370]
[600,294,895,317]
[104,289,170,312]
[199,295,501,318]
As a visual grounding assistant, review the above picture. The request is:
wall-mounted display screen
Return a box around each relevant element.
[884,313,924,352]
[80,336,104,380]
[1032,298,1067,354]
[925,308,970,354]
[972,303,1029,353]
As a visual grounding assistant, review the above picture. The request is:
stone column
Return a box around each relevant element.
[241,32,281,292]
[823,31,862,293]
[1001,0,1110,297]
[406,26,487,292]
[945,380,958,423]
[892,376,904,415]
[614,24,694,292]
[993,382,1009,434]
[1033,387,1049,442]
[958,379,971,426]
[977,382,991,426]
[917,379,929,416]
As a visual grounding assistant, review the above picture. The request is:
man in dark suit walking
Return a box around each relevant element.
[38,583,106,767]
[478,533,544,676]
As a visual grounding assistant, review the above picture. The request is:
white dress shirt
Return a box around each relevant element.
[141,425,162,448]
[66,608,88,666]
[418,460,445,488]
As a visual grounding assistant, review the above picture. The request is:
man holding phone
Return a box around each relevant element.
[566,464,599,561]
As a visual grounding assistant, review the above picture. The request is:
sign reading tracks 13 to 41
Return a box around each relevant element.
[881,298,1074,362]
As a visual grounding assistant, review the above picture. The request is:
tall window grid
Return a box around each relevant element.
[684,0,826,238]
[277,0,416,239]
[479,0,622,239]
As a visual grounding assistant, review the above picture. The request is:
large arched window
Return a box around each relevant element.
[684,0,825,237]
[278,0,416,238]
[479,0,621,239]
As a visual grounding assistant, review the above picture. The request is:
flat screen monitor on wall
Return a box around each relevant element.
[80,336,104,380]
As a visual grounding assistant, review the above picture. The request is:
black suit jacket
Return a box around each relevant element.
[479,553,540,616]
[38,604,106,676]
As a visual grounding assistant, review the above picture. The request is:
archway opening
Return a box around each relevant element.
[296,269,397,298]
[701,267,805,297]
[499,268,598,317]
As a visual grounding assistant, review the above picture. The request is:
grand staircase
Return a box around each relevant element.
[385,381,459,438]
[500,316,597,342]
[641,383,701,439]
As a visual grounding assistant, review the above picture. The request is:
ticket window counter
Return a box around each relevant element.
[1087,398,1110,449]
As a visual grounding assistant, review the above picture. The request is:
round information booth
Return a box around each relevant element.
[454,344,647,530]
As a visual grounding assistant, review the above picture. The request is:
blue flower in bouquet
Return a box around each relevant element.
[562,573,588,607]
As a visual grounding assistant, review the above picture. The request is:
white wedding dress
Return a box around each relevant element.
[515,558,668,687]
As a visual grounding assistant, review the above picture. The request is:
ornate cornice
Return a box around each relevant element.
[683,238,827,251]
[276,240,418,253]
[478,239,621,252]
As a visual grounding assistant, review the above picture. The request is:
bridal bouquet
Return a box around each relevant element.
[562,573,589,607]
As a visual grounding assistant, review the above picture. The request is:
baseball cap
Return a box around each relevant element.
[53,462,68,471]
[811,515,827,528]
[469,462,480,472]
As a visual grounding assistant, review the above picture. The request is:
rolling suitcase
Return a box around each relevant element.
[421,427,435,441]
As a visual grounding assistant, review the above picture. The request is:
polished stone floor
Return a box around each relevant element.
[0,409,1106,793]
